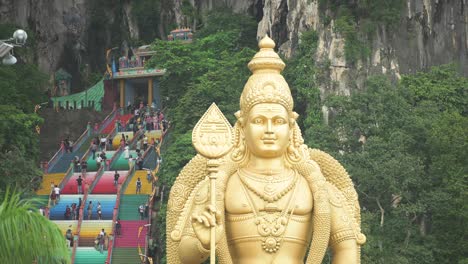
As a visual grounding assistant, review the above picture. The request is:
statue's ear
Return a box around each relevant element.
[290,111,299,126]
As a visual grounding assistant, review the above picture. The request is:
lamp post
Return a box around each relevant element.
[0,29,28,65]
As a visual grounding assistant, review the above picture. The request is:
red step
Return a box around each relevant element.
[101,114,132,134]
[92,171,128,194]
[61,172,97,194]
[113,220,147,248]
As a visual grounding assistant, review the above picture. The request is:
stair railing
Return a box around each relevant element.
[71,184,88,264]
[97,108,118,134]
[105,163,137,264]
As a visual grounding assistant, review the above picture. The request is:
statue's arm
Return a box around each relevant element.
[327,183,359,264]
[178,235,209,264]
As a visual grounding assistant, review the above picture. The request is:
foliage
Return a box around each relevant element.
[0,149,43,195]
[0,23,47,194]
[0,188,70,263]
[306,68,468,263]
[0,63,48,114]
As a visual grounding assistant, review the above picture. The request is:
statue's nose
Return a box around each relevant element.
[266,120,273,134]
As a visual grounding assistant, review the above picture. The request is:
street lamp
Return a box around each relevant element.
[0,29,28,65]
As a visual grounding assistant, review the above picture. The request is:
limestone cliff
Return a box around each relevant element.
[1,0,466,97]
[175,0,467,97]
[0,0,147,90]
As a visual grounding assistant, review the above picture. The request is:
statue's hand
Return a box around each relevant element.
[191,205,224,249]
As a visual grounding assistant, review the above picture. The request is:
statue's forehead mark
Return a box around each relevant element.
[255,104,284,113]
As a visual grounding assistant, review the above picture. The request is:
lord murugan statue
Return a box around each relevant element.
[167,36,366,264]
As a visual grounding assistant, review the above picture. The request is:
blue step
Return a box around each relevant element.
[49,195,84,220]
[82,195,117,220]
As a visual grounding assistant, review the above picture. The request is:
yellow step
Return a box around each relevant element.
[80,220,113,239]
[52,220,79,235]
[36,173,66,195]
[124,171,152,195]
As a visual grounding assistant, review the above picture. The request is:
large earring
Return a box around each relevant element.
[285,124,304,164]
[231,122,248,164]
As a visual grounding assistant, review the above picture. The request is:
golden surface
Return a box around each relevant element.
[167,36,365,264]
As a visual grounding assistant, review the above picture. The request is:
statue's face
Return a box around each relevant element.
[244,103,291,158]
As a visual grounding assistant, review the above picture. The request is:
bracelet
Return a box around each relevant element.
[330,228,356,246]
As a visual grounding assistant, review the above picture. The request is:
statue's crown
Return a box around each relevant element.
[239,35,293,115]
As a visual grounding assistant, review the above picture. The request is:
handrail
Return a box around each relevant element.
[46,145,65,174]
[72,128,90,154]
[59,162,75,190]
[71,184,88,264]
[98,108,117,134]
[86,162,107,194]
[105,164,136,264]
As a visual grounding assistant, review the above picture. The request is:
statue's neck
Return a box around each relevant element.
[245,155,286,174]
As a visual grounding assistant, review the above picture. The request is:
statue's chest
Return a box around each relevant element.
[225,173,313,215]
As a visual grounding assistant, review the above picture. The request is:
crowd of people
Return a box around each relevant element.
[44,102,167,255]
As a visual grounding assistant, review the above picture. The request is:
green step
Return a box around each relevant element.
[111,247,142,264]
[118,195,148,220]
[74,247,107,264]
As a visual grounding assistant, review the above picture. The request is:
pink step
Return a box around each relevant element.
[92,171,128,194]
[113,220,147,248]
[61,173,97,194]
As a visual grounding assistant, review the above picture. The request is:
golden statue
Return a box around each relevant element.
[167,36,366,264]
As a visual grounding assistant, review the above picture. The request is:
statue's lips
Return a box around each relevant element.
[262,139,276,144]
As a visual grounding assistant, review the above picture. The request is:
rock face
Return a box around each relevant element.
[279,0,465,96]
[1,0,466,97]
[0,0,149,90]
[175,0,467,97]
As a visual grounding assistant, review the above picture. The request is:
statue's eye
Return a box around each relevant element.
[253,118,263,124]
[274,118,286,125]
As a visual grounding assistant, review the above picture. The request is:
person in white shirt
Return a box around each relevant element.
[96,156,103,168]
[53,185,61,202]
[100,137,107,151]
[124,146,130,159]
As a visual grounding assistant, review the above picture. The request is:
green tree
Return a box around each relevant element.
[0,189,69,263]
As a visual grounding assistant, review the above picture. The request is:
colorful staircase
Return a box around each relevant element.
[36,173,66,195]
[79,220,113,247]
[53,220,79,236]
[86,151,116,171]
[113,220,147,247]
[110,248,141,264]
[61,172,98,194]
[92,171,128,194]
[110,150,138,171]
[101,114,132,135]
[48,152,75,173]
[74,247,107,264]
[117,195,149,221]
[49,194,83,220]
[83,195,117,220]
[124,170,152,195]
